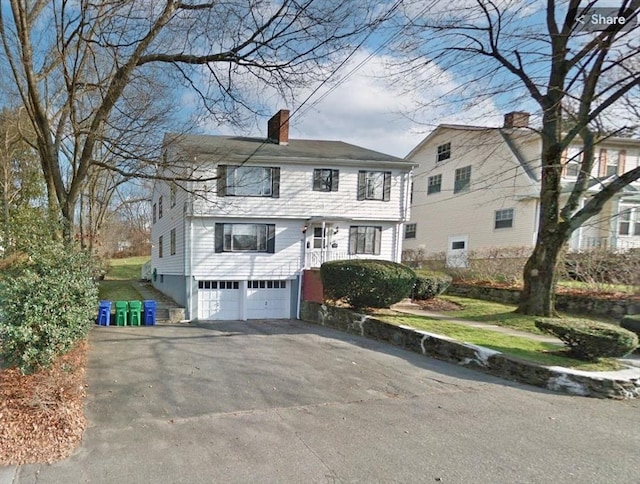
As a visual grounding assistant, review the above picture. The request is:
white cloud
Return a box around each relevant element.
[199,50,504,158]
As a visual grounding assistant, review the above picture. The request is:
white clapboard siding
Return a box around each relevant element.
[191,165,409,221]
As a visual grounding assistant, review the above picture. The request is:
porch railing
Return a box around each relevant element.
[305,249,354,268]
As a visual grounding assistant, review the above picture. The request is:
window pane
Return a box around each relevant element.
[437,143,451,162]
[427,175,441,195]
[314,169,332,191]
[566,163,579,178]
[228,166,271,196]
[451,241,465,250]
[365,172,384,199]
[232,224,258,250]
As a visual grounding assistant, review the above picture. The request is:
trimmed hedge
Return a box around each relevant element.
[535,318,638,361]
[413,271,452,300]
[0,243,99,374]
[620,314,640,338]
[320,259,415,309]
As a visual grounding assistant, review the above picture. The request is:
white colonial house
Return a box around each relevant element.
[403,111,640,266]
[150,110,414,320]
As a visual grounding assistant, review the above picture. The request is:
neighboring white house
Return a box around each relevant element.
[403,111,640,266]
[150,110,414,320]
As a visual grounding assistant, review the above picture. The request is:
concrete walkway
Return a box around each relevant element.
[131,281,184,322]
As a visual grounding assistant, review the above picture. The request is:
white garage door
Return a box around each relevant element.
[247,280,289,319]
[198,281,241,320]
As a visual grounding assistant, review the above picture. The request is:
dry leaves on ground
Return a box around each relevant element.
[0,341,88,465]
[416,298,464,312]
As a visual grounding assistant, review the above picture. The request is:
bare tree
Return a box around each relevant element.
[0,106,44,252]
[394,0,640,315]
[0,0,385,240]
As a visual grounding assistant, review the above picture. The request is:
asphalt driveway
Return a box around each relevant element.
[12,319,640,483]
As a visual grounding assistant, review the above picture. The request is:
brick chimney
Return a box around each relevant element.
[503,111,530,128]
[267,109,290,145]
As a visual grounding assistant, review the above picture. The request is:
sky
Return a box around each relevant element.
[194,0,638,158]
[199,50,506,158]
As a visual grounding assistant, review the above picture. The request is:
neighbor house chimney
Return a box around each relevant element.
[503,111,530,128]
[267,109,290,145]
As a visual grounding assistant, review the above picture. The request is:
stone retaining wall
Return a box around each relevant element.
[446,284,639,319]
[301,301,640,399]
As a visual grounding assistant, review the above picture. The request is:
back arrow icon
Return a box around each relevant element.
[576,15,586,24]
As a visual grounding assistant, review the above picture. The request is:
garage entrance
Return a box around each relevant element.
[247,280,290,319]
[197,281,241,320]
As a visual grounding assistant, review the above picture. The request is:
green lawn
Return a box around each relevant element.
[436,295,616,333]
[98,280,143,301]
[105,256,149,281]
[380,313,620,371]
[98,256,149,301]
[439,295,544,334]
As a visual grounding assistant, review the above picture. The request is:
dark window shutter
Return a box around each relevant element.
[215,223,224,253]
[272,167,280,198]
[383,172,391,201]
[266,224,276,253]
[374,227,382,255]
[331,170,339,191]
[349,226,357,254]
[357,171,366,200]
[313,169,322,191]
[217,165,227,196]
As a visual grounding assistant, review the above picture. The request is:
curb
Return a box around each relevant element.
[301,302,640,399]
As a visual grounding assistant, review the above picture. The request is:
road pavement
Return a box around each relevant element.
[9,320,640,483]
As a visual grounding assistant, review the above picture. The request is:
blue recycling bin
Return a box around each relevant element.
[143,300,157,326]
[98,300,112,326]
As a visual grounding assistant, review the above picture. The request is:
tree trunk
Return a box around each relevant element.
[517,232,567,316]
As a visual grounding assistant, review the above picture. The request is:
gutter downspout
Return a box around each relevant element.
[297,226,306,320]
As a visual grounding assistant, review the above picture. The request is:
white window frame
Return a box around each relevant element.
[427,174,442,195]
[619,206,640,236]
[170,228,176,255]
[349,226,382,255]
[227,166,273,197]
[365,171,385,200]
[405,223,417,239]
[170,185,177,208]
[494,208,514,229]
[437,142,451,163]
[454,166,471,194]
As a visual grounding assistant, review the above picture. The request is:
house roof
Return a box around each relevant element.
[164,133,415,168]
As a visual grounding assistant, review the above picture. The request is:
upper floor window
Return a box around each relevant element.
[349,226,382,255]
[494,208,514,229]
[218,165,280,197]
[619,207,640,236]
[152,203,157,224]
[158,196,163,219]
[313,169,339,192]
[454,166,471,194]
[565,160,580,178]
[437,142,451,163]
[357,171,391,201]
[599,149,626,177]
[404,223,417,239]
[170,228,176,255]
[158,235,163,258]
[170,185,177,208]
[427,174,442,195]
[214,223,276,253]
